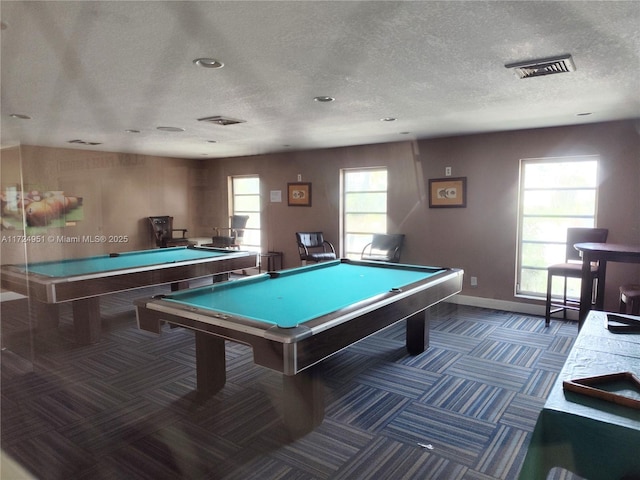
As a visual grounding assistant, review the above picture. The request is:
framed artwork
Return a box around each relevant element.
[287,182,312,206]
[428,177,467,208]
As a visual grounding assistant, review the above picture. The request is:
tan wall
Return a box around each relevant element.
[201,120,640,312]
[2,120,638,312]
[417,121,640,310]
[1,146,198,263]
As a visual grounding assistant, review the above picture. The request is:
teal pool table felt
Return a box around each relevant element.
[21,247,230,277]
[164,262,443,328]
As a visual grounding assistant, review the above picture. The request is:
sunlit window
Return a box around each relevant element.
[516,157,598,298]
[231,176,261,252]
[341,168,388,259]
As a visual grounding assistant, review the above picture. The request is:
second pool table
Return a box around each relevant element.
[1,246,257,344]
[136,259,463,436]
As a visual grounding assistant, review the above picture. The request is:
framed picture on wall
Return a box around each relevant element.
[287,182,312,206]
[428,177,467,208]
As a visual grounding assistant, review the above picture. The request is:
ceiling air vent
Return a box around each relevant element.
[197,116,246,126]
[68,139,102,145]
[505,54,576,79]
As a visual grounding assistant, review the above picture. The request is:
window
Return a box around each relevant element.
[516,157,598,298]
[341,167,388,259]
[231,176,261,252]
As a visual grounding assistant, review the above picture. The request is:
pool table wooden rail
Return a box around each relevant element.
[0,248,257,303]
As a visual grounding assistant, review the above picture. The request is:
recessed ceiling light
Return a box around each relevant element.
[400,131,411,135]
[577,112,592,116]
[157,126,185,132]
[125,129,140,134]
[314,96,335,102]
[206,140,217,143]
[381,117,397,122]
[9,113,31,119]
[193,58,224,69]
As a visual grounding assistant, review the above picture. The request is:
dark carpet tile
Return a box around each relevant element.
[445,355,532,391]
[418,376,516,423]
[3,429,95,480]
[1,290,579,479]
[500,393,546,431]
[521,368,559,398]
[467,340,542,368]
[473,424,529,479]
[534,349,574,372]
[355,362,441,399]
[384,401,496,467]
[56,398,181,455]
[319,349,380,388]
[432,318,498,339]
[399,345,463,373]
[332,435,469,480]
[483,327,555,351]
[547,334,576,354]
[325,383,411,432]
[427,329,485,355]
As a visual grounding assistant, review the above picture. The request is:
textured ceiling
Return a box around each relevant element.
[1,1,639,159]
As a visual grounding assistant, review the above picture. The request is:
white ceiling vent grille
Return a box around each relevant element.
[505,54,576,79]
[197,116,246,126]
[68,139,102,145]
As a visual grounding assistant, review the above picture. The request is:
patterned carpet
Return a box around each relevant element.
[1,283,582,480]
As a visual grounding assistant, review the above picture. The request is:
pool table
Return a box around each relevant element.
[135,259,463,437]
[1,246,257,344]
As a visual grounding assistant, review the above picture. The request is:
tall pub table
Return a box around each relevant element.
[574,242,640,328]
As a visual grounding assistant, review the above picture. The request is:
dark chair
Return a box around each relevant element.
[211,215,249,249]
[296,232,337,264]
[361,233,405,263]
[619,284,640,315]
[148,216,193,248]
[545,227,609,326]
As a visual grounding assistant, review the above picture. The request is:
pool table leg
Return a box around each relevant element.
[282,369,324,438]
[195,332,226,397]
[406,309,430,355]
[73,297,102,344]
[170,281,190,291]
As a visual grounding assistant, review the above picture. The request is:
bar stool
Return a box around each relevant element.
[545,227,609,326]
[619,284,640,315]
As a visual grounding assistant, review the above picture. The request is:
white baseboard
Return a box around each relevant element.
[446,294,579,320]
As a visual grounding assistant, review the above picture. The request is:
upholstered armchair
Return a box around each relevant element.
[296,232,337,264]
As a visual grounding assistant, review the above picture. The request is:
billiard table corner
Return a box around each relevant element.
[135,302,162,334]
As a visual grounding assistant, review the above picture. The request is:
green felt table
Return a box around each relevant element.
[0,246,257,344]
[164,260,443,328]
[20,246,233,277]
[136,259,463,437]
[518,310,640,480]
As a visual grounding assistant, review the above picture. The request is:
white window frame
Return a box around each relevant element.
[515,156,599,299]
[341,167,388,259]
[230,175,261,252]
